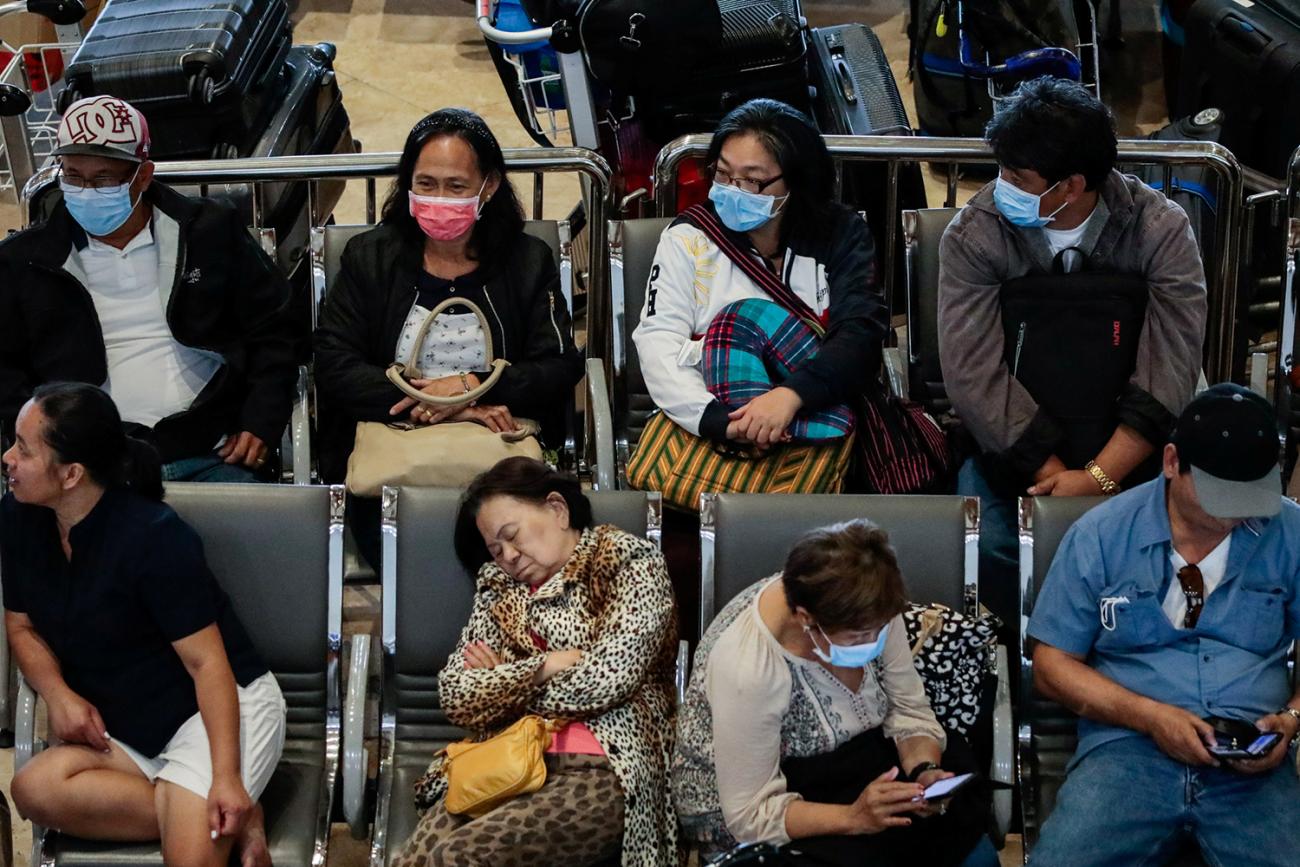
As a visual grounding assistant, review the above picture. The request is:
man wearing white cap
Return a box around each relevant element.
[1025,384,1300,865]
[0,95,295,480]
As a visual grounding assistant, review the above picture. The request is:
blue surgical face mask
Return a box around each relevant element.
[993,176,1066,229]
[806,621,890,668]
[61,167,141,237]
[708,180,786,233]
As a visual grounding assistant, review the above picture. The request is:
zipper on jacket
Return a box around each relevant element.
[1012,321,1027,377]
[546,290,565,351]
[481,284,507,348]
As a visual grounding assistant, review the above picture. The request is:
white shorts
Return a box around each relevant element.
[115,672,287,801]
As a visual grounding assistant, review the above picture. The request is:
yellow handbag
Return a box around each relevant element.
[441,715,564,818]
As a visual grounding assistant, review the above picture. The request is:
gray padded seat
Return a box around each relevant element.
[36,483,342,867]
[375,486,661,866]
[903,208,960,414]
[1018,496,1105,850]
[318,220,569,585]
[701,493,978,635]
[1020,495,1207,866]
[612,218,673,455]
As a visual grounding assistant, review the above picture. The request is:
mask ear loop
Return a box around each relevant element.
[1041,179,1069,224]
[125,164,144,213]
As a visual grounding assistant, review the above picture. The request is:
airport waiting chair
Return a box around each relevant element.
[353,486,667,866]
[15,483,362,867]
[698,492,1014,843]
[1017,495,1211,866]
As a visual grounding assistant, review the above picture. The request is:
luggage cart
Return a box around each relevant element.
[0,0,87,202]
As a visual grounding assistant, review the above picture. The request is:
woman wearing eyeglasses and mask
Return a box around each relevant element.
[314,108,584,566]
[673,520,998,867]
[631,98,887,459]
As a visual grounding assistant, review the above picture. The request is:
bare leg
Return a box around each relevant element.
[237,802,271,867]
[12,743,158,840]
[156,781,236,867]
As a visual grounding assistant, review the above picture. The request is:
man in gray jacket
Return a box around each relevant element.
[937,77,1206,628]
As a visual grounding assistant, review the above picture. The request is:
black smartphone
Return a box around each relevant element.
[920,772,976,801]
[1209,731,1282,760]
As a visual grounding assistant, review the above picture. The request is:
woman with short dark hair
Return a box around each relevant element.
[631,98,887,454]
[394,457,679,867]
[1,383,284,867]
[673,520,997,866]
[313,108,584,565]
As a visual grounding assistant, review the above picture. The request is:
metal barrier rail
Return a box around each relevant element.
[653,134,1245,383]
[22,146,616,363]
[21,147,615,480]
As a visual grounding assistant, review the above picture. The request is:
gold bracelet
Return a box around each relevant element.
[459,371,471,393]
[1085,460,1120,495]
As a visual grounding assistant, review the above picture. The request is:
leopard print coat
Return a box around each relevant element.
[423,524,680,867]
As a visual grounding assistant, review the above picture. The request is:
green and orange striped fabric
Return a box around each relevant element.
[627,411,854,511]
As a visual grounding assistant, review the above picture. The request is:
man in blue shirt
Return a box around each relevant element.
[1027,384,1300,866]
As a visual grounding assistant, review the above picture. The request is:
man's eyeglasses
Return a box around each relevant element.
[57,166,137,195]
[709,164,785,195]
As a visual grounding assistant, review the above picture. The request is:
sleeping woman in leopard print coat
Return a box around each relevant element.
[392,458,680,867]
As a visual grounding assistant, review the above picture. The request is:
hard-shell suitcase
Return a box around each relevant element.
[59,0,291,157]
[810,23,927,311]
[1178,0,1300,178]
[638,0,811,141]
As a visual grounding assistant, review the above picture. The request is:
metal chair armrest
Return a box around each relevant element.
[14,672,39,773]
[675,640,690,707]
[291,365,312,485]
[343,634,371,839]
[991,643,1014,846]
[586,358,616,491]
[883,346,909,399]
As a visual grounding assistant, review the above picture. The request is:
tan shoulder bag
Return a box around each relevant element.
[345,297,543,496]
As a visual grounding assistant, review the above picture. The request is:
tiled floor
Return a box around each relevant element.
[0,1,1176,864]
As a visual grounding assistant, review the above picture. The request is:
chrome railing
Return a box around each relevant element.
[24,147,615,477]
[22,145,615,367]
[653,134,1246,383]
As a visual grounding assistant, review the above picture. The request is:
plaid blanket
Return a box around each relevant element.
[703,298,855,442]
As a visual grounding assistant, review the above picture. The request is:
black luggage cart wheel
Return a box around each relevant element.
[26,0,87,27]
[0,84,33,117]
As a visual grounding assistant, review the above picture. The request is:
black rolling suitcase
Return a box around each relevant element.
[60,0,292,158]
[1178,0,1300,178]
[810,24,927,311]
[632,0,812,141]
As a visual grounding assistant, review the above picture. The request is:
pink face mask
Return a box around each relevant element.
[408,180,487,241]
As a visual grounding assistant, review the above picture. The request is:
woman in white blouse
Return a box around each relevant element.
[673,520,998,866]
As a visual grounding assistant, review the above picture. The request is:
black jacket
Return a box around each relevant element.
[312,221,585,482]
[0,183,296,462]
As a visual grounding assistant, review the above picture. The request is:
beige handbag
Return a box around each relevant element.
[345,297,543,496]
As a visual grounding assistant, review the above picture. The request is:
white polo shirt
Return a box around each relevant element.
[68,217,223,428]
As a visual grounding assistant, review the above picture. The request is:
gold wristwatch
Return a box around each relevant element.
[1281,707,1300,744]
[1085,460,1120,495]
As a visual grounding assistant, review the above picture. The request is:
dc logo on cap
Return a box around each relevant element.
[63,97,140,147]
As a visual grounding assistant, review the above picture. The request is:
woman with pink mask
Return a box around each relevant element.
[314,109,583,567]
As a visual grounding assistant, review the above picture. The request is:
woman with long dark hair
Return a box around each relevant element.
[1,383,285,867]
[631,98,887,458]
[313,108,584,564]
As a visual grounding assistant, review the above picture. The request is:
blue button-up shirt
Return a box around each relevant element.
[1027,476,1300,766]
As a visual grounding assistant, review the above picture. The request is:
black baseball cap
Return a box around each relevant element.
[1171,384,1281,518]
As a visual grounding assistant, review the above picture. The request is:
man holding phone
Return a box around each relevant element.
[1026,384,1300,866]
